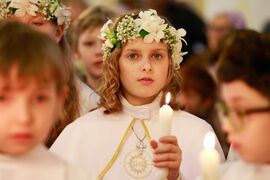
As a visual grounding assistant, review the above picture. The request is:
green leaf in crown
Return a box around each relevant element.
[139,29,150,38]
[49,0,58,12]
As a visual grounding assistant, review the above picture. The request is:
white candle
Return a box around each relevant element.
[200,132,220,180]
[155,92,173,179]
[158,92,173,137]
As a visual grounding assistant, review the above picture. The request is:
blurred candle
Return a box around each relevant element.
[156,92,173,179]
[200,132,220,180]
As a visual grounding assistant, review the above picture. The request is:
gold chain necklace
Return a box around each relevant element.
[97,119,152,179]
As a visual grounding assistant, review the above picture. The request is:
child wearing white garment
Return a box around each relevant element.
[51,9,224,180]
[0,0,97,147]
[216,30,270,179]
[0,21,88,180]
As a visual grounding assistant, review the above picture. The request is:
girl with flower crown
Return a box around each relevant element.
[50,9,224,180]
[0,0,95,147]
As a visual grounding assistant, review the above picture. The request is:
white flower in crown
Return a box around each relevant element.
[169,26,187,46]
[104,39,113,48]
[168,26,188,69]
[135,9,167,43]
[172,42,184,69]
[99,19,119,59]
[99,19,113,40]
[0,0,8,19]
[54,5,71,26]
[0,0,71,28]
[8,0,38,17]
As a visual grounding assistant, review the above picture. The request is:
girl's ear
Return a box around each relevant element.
[74,51,81,60]
[54,25,65,43]
[56,85,68,120]
[58,85,68,104]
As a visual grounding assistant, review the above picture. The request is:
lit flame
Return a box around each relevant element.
[165,92,171,105]
[203,132,216,149]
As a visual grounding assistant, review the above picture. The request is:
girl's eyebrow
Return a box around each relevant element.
[0,84,9,91]
[123,48,140,52]
[32,16,44,20]
[152,48,167,52]
[0,79,15,90]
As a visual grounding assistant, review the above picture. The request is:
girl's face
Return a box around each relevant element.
[76,26,103,79]
[119,38,169,105]
[10,14,64,43]
[221,80,270,163]
[0,66,65,156]
[207,15,232,50]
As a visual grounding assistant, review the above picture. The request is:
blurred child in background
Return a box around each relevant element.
[217,30,270,179]
[0,21,87,180]
[72,5,117,109]
[0,0,95,146]
[176,63,229,156]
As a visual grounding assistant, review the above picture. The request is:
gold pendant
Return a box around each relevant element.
[124,149,153,179]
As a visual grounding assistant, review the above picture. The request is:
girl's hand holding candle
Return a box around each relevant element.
[151,92,181,180]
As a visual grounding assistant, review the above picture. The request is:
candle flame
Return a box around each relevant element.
[203,132,216,149]
[165,92,171,105]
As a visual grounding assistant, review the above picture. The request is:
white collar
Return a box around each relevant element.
[239,160,270,170]
[121,93,162,120]
[0,145,46,162]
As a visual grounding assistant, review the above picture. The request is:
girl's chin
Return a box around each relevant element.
[240,153,268,164]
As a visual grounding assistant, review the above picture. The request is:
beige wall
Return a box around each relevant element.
[201,0,270,31]
[85,0,270,31]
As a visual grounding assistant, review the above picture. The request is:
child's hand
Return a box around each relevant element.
[151,136,182,180]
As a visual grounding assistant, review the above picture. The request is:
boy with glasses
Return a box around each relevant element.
[216,30,270,179]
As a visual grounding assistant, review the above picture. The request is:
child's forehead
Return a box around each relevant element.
[0,76,48,91]
[10,13,45,22]
[81,26,101,38]
[0,67,53,90]
[84,25,102,33]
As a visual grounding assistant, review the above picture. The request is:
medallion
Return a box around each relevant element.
[124,149,153,179]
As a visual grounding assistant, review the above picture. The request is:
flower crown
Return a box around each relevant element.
[0,0,71,28]
[99,9,187,69]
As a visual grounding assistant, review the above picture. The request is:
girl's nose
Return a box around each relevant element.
[221,116,238,137]
[141,58,152,72]
[96,41,103,56]
[15,99,32,125]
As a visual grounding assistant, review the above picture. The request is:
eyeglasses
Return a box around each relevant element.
[219,103,270,131]
[207,25,231,33]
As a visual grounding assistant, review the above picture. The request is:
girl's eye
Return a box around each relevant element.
[83,41,94,47]
[31,21,44,26]
[152,53,162,59]
[0,95,6,102]
[0,94,10,103]
[127,53,139,60]
[35,95,49,103]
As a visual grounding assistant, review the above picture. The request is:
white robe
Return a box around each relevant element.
[0,145,88,180]
[50,95,225,180]
[220,161,270,180]
[77,80,100,114]
[226,146,240,162]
